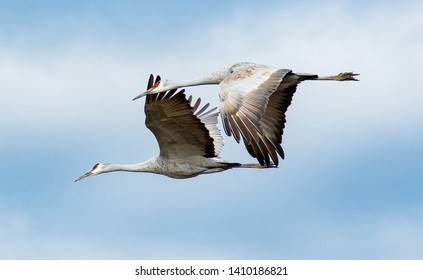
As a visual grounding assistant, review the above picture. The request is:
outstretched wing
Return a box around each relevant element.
[219,63,312,166]
[241,73,311,166]
[144,75,222,160]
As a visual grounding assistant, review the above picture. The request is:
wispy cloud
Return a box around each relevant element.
[1,1,423,259]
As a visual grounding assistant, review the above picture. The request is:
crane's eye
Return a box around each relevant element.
[92,163,100,171]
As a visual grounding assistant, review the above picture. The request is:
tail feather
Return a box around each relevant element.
[296,73,318,81]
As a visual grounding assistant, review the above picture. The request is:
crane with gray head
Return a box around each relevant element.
[133,62,359,167]
[76,75,269,181]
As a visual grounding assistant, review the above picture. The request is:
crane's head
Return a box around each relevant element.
[75,162,109,182]
[133,75,174,101]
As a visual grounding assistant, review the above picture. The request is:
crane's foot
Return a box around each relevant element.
[333,72,360,81]
[315,72,360,81]
[240,163,277,168]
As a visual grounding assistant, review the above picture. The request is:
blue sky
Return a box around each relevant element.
[1,0,423,259]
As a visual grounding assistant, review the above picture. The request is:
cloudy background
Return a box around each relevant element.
[1,0,422,259]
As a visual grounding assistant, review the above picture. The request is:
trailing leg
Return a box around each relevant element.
[313,72,359,81]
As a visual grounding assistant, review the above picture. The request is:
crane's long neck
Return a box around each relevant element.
[170,73,223,89]
[103,159,157,174]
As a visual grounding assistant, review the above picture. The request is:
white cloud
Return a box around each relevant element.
[2,1,421,146]
[1,1,423,259]
[0,4,399,131]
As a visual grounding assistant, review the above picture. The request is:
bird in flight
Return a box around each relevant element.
[76,75,267,181]
[133,62,359,167]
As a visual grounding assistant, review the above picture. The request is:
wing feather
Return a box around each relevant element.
[246,74,305,165]
[219,63,304,166]
[144,77,222,160]
[194,102,210,116]
[227,115,242,142]
[194,106,223,156]
[191,97,201,112]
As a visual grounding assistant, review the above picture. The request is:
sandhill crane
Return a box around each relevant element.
[76,75,267,181]
[133,62,359,167]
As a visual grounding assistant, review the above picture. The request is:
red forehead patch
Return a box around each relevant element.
[92,163,100,170]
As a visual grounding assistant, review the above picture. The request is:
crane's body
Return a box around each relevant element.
[133,62,359,167]
[76,75,266,182]
[77,156,245,180]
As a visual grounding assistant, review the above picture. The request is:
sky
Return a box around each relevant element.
[1,0,423,259]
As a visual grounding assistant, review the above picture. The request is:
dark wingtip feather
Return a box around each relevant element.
[147,74,154,90]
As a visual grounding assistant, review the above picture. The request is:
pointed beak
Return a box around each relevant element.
[132,91,148,101]
[75,171,92,182]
